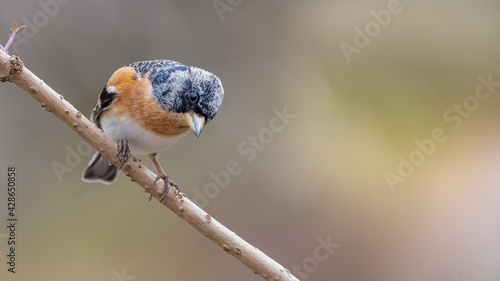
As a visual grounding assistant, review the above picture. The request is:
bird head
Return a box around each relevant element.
[182,66,224,137]
[146,61,224,137]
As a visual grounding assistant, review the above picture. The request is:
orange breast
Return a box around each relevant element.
[106,66,189,137]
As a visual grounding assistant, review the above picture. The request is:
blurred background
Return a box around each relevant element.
[1,0,500,280]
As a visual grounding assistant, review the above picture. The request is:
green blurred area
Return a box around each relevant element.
[1,0,500,280]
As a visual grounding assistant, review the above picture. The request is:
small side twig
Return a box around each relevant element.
[0,22,25,54]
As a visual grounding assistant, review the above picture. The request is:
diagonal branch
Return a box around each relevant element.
[0,50,298,281]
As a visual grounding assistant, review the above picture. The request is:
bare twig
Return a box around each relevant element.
[0,47,298,280]
[0,22,25,53]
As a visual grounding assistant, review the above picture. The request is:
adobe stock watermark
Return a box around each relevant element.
[11,0,71,53]
[192,105,296,208]
[109,267,135,281]
[385,74,500,191]
[213,0,243,21]
[340,0,405,63]
[291,235,340,280]
[52,140,93,182]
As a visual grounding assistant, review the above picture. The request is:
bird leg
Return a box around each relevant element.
[149,153,179,202]
[116,140,131,170]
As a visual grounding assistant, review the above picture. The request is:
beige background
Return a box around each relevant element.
[1,0,500,280]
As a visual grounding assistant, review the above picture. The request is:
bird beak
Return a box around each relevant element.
[184,112,205,137]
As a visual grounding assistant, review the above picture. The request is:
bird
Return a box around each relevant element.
[81,60,224,201]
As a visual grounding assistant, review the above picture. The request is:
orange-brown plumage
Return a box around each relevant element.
[104,67,189,137]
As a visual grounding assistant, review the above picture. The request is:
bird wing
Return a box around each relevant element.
[91,86,117,129]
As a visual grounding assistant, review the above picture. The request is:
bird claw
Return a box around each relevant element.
[116,140,130,170]
[148,173,179,202]
[146,153,179,202]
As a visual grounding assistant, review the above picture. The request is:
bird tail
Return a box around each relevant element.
[81,152,118,185]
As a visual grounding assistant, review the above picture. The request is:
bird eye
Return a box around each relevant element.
[188,91,199,103]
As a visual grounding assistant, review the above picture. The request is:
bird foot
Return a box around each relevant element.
[116,140,131,170]
[149,172,179,202]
